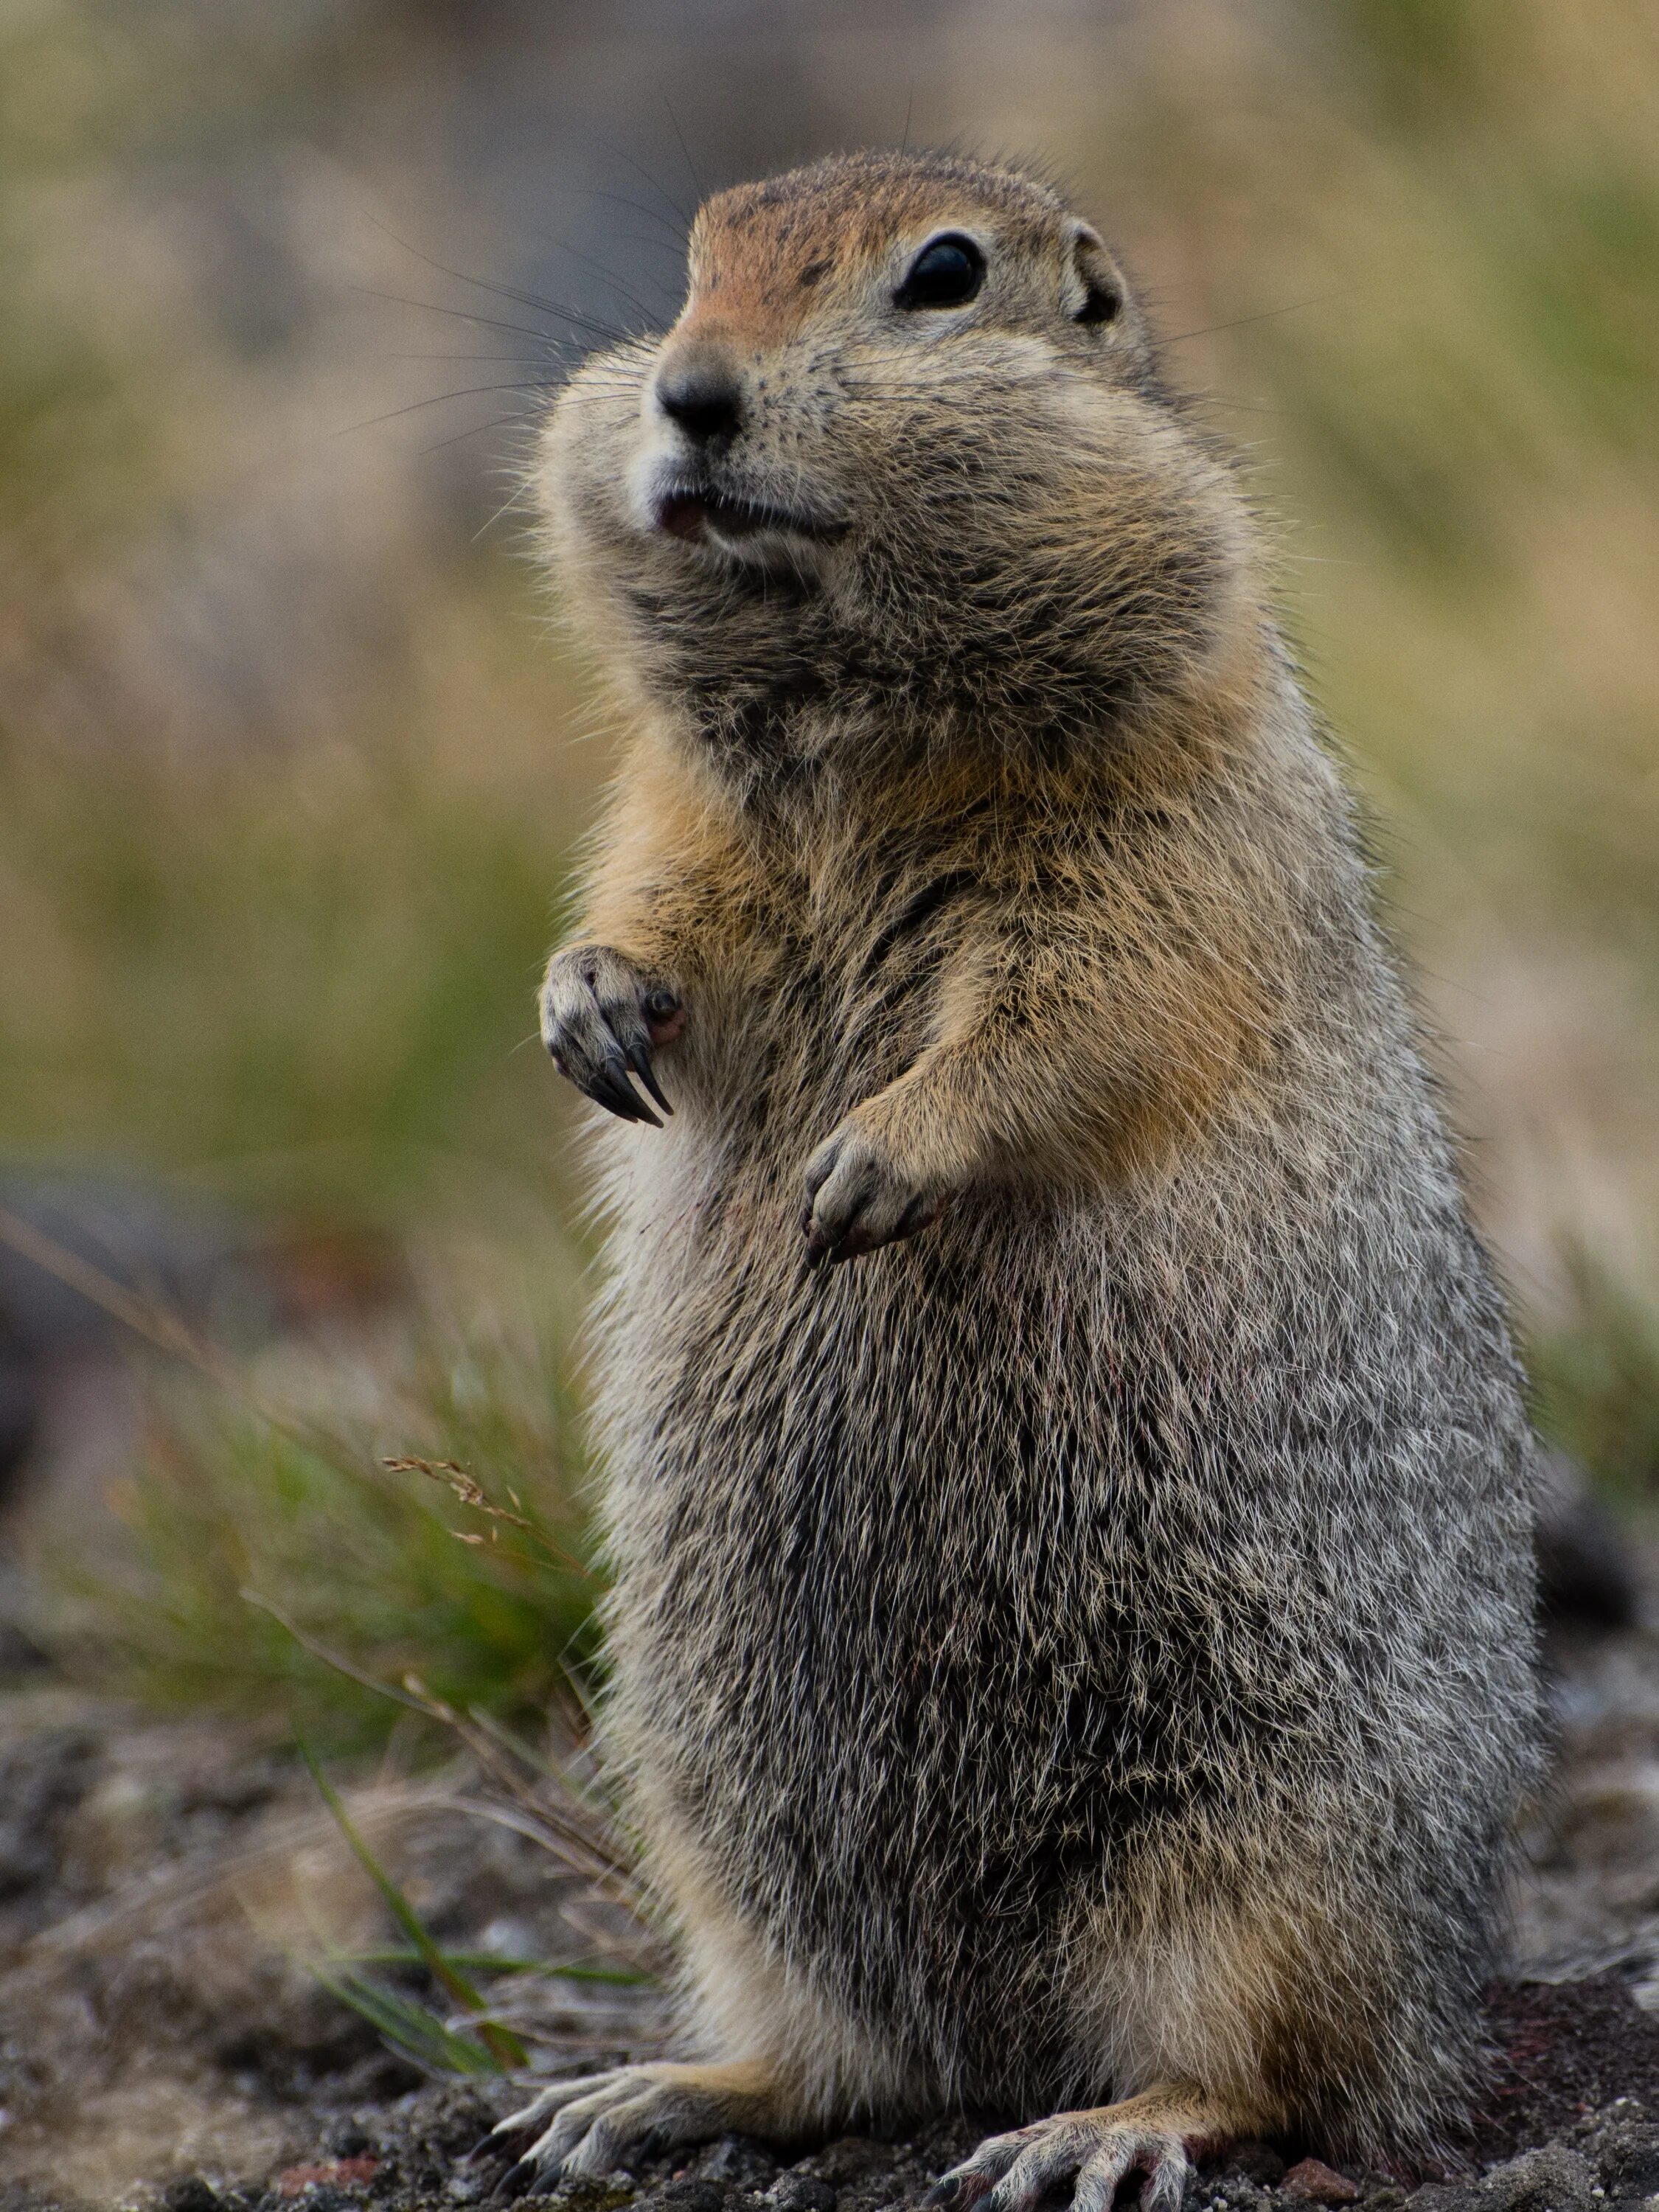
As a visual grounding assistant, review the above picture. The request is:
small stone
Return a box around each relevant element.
[771,2180,837,2212]
[1478,2147,1596,2212]
[659,2183,725,2212]
[1227,2144,1287,2188]
[1591,2125,1659,2202]
[1282,2159,1361,2205]
[810,2144,888,2188]
[696,2139,780,2189]
[164,2183,222,2212]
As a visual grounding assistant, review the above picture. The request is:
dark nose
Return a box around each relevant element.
[655,354,743,443]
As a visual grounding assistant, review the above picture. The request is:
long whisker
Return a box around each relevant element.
[586,189,691,246]
[1162,289,1355,344]
[533,232,672,324]
[602,142,693,236]
[420,414,535,456]
[354,286,573,347]
[664,98,703,206]
[473,471,540,543]
[334,383,552,437]
[385,350,546,363]
[363,214,634,345]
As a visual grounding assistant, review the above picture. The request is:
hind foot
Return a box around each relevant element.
[928,2086,1246,2212]
[485,2058,797,2194]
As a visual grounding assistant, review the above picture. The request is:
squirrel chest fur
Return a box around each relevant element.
[493,152,1541,2205]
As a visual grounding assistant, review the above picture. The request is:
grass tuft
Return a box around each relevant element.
[53,1279,599,1755]
[300,1738,528,2071]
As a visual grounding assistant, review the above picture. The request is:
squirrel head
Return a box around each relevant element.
[537,151,1261,785]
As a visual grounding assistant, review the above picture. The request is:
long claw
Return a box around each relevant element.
[492,2157,537,2202]
[626,1041,673,1116]
[603,1053,663,1127]
[588,1060,660,1126]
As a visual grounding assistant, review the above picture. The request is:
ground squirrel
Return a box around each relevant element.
[490,151,1542,2207]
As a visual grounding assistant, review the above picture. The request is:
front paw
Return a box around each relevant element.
[540,945,683,1126]
[801,1116,952,1267]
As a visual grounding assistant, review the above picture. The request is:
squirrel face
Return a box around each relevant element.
[538,153,1259,769]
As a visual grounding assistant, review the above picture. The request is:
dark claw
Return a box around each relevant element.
[587,1074,650,1125]
[493,2157,540,2202]
[588,1058,661,1127]
[925,2183,961,2209]
[626,1041,673,1116]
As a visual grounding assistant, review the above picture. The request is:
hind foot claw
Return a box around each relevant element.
[484,2059,793,2194]
[927,2088,1236,2212]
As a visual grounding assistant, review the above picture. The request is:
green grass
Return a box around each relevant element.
[301,1739,529,2070]
[64,1281,599,1753]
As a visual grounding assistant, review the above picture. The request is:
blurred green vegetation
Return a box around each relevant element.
[71,1281,598,1750]
[1531,1252,1659,1502]
[1,0,1658,1741]
[2,667,582,1219]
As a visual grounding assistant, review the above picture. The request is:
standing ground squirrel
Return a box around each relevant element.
[490,151,1541,2208]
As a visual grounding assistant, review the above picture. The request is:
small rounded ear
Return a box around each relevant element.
[1064,224,1124,327]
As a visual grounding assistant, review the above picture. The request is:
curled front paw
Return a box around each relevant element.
[801,1116,951,1267]
[540,945,683,1127]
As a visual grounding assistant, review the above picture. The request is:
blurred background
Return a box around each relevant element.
[1,0,1659,2192]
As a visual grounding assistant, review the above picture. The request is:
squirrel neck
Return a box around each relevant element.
[647,598,1281,848]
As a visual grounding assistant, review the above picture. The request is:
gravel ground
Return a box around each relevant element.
[4,1515,1659,2209]
[66,1976,1659,2212]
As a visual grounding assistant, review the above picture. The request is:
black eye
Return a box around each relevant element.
[895,233,985,311]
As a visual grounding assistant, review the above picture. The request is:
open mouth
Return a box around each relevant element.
[654,485,843,547]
